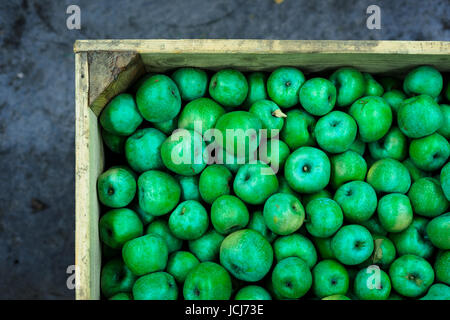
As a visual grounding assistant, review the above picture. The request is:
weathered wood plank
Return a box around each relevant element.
[88,51,145,116]
[74,40,450,55]
[75,52,104,300]
[74,40,450,73]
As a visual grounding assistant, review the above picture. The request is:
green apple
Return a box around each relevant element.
[280,109,316,150]
[331,225,374,265]
[426,213,450,250]
[273,234,317,269]
[111,165,137,179]
[305,198,343,238]
[329,67,365,107]
[366,158,411,194]
[167,251,200,283]
[314,111,357,153]
[198,165,232,204]
[302,189,331,207]
[130,72,154,94]
[322,295,351,300]
[284,147,330,193]
[348,137,366,155]
[171,67,208,101]
[259,139,290,171]
[137,170,180,216]
[438,104,450,138]
[353,267,391,300]
[243,72,268,108]
[446,82,450,101]
[435,250,450,285]
[233,162,278,205]
[312,237,335,260]
[377,193,413,233]
[267,67,305,108]
[398,94,443,138]
[389,254,434,298]
[235,285,271,300]
[420,283,450,300]
[312,259,349,298]
[221,150,244,174]
[211,195,249,235]
[402,158,429,182]
[161,129,207,176]
[209,69,248,107]
[109,293,132,300]
[215,111,262,157]
[175,175,200,201]
[368,127,407,161]
[177,97,225,136]
[359,216,388,236]
[146,219,182,253]
[330,150,367,189]
[101,258,137,297]
[101,128,126,154]
[183,262,232,300]
[272,257,312,299]
[387,293,404,300]
[133,272,178,300]
[99,208,143,249]
[125,128,166,172]
[263,193,305,235]
[403,65,443,98]
[365,235,396,269]
[130,201,154,226]
[122,234,168,276]
[98,167,136,208]
[441,162,450,201]
[299,77,336,116]
[220,229,273,282]
[363,73,384,97]
[390,217,434,259]
[168,200,209,240]
[349,96,393,142]
[334,181,377,222]
[408,178,449,218]
[409,133,450,171]
[152,117,178,135]
[249,100,286,138]
[100,93,143,136]
[188,229,225,262]
[382,89,406,114]
[248,211,277,243]
[136,74,181,122]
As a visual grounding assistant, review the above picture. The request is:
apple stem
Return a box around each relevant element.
[272,109,287,118]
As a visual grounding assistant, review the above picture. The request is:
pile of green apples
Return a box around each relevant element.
[97,65,450,300]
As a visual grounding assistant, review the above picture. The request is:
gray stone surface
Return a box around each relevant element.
[0,0,448,299]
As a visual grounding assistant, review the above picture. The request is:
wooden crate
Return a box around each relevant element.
[74,40,450,300]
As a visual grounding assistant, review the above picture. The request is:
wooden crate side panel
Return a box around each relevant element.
[75,52,104,300]
[140,52,450,74]
[88,51,145,116]
[74,39,450,55]
[74,39,450,73]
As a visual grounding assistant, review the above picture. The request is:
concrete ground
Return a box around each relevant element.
[0,0,448,299]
